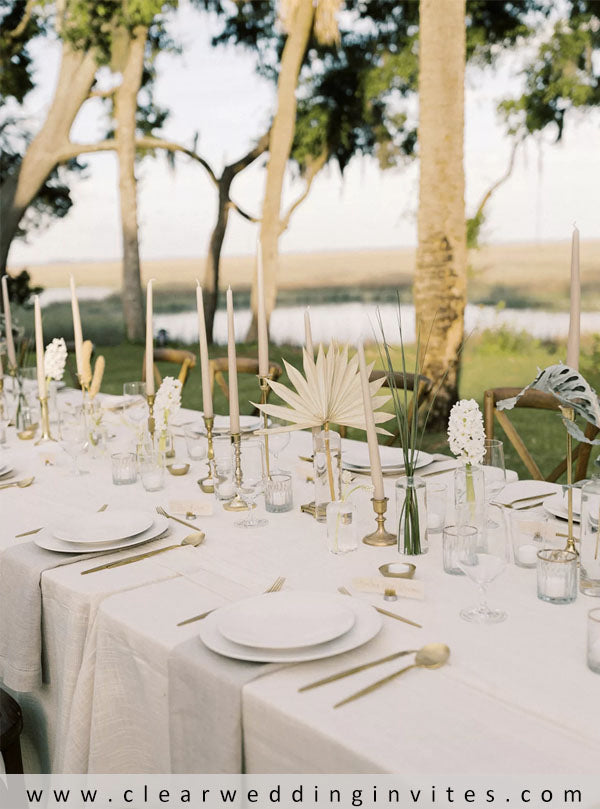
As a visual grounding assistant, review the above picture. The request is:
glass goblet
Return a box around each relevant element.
[60,408,90,475]
[483,438,506,528]
[267,425,291,474]
[457,520,508,624]
[235,438,267,529]
[122,381,148,436]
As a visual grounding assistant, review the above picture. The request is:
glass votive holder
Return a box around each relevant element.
[587,608,600,674]
[138,450,165,492]
[264,473,293,513]
[426,480,447,534]
[510,509,546,568]
[212,435,233,465]
[537,549,578,604]
[213,461,236,501]
[111,452,137,485]
[326,500,358,554]
[184,427,208,462]
[442,524,477,575]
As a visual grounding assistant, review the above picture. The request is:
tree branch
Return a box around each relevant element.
[88,86,119,100]
[5,0,35,39]
[57,139,117,162]
[278,148,328,234]
[224,129,270,177]
[473,139,521,221]
[135,135,219,186]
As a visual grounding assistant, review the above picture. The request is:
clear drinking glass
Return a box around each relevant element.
[457,517,508,623]
[214,460,236,500]
[443,524,478,575]
[264,473,293,513]
[123,381,147,434]
[235,438,267,528]
[184,426,208,462]
[483,439,506,528]
[426,480,447,534]
[326,500,358,554]
[537,549,578,604]
[267,426,291,474]
[588,608,600,674]
[510,508,547,568]
[138,449,165,492]
[580,477,600,597]
[111,452,137,485]
[60,408,89,474]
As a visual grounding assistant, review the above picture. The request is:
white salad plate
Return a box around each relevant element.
[35,514,169,554]
[212,415,262,435]
[216,591,356,650]
[51,509,153,545]
[343,447,433,473]
[200,596,382,664]
[543,494,581,524]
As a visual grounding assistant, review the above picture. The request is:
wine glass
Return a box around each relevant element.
[123,381,147,436]
[267,422,290,474]
[483,438,506,528]
[457,518,509,624]
[235,438,268,528]
[60,407,90,475]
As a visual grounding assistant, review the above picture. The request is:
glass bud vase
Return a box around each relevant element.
[580,475,600,597]
[313,428,342,522]
[396,475,428,555]
[326,500,358,554]
[454,462,486,538]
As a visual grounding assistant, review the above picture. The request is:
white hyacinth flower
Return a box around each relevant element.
[447,398,486,465]
[44,338,68,382]
[155,376,182,425]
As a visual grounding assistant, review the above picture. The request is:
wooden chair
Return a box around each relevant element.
[209,358,283,415]
[339,370,432,444]
[484,387,599,482]
[0,689,24,774]
[142,348,196,390]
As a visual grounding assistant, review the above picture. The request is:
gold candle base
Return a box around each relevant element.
[147,393,156,440]
[223,432,248,511]
[34,396,56,445]
[363,497,396,547]
[199,415,215,493]
[259,375,271,479]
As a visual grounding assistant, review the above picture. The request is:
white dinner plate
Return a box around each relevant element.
[212,415,262,435]
[199,596,382,663]
[216,591,356,650]
[543,494,581,524]
[51,509,153,545]
[35,514,169,553]
[343,448,433,473]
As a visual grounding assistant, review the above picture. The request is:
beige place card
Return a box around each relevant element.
[169,500,213,517]
[351,577,425,600]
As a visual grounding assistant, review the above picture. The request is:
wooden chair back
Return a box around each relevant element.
[142,348,196,389]
[484,387,598,482]
[209,357,283,415]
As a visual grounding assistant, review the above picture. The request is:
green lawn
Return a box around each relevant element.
[94,333,599,482]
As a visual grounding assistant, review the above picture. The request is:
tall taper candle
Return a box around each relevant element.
[1,276,16,369]
[304,307,314,357]
[226,286,240,434]
[196,283,213,418]
[69,275,84,380]
[566,225,580,370]
[357,342,385,501]
[34,295,46,399]
[256,242,269,377]
[145,279,155,396]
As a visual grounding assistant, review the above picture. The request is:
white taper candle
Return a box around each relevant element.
[226,286,240,434]
[69,275,84,380]
[566,225,580,370]
[256,241,269,378]
[34,295,46,399]
[145,279,155,396]
[1,276,16,369]
[196,283,213,418]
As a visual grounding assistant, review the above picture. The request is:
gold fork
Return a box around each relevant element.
[177,576,286,626]
[338,586,422,629]
[156,506,201,531]
[15,502,109,538]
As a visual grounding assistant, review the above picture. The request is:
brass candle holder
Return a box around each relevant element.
[363,497,396,547]
[34,396,56,445]
[259,374,271,479]
[147,392,156,440]
[223,432,249,511]
[199,415,215,493]
[560,406,577,555]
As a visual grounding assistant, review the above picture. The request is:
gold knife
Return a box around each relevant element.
[298,649,417,692]
[81,539,178,574]
[374,606,422,628]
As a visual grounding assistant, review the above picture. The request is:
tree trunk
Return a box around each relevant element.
[202,180,232,344]
[414,0,467,429]
[0,44,98,275]
[114,26,147,342]
[248,0,315,340]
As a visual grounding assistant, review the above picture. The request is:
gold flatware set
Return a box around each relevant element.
[81,531,205,575]
[0,476,34,491]
[337,586,422,629]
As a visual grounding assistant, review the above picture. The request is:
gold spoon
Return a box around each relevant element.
[80,531,205,575]
[334,643,450,708]
[0,476,35,491]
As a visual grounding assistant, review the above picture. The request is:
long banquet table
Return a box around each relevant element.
[0,391,598,774]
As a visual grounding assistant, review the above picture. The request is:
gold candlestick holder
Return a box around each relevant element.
[147,393,156,440]
[363,497,396,547]
[35,396,56,445]
[223,432,249,511]
[259,374,271,479]
[199,415,215,493]
[560,406,577,554]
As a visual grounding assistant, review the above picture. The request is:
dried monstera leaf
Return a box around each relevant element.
[497,363,600,445]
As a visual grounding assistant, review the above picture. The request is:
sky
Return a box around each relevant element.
[7,2,600,268]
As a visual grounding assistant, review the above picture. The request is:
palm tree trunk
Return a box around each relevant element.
[248,0,315,340]
[114,26,147,342]
[0,44,98,275]
[414,0,467,429]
